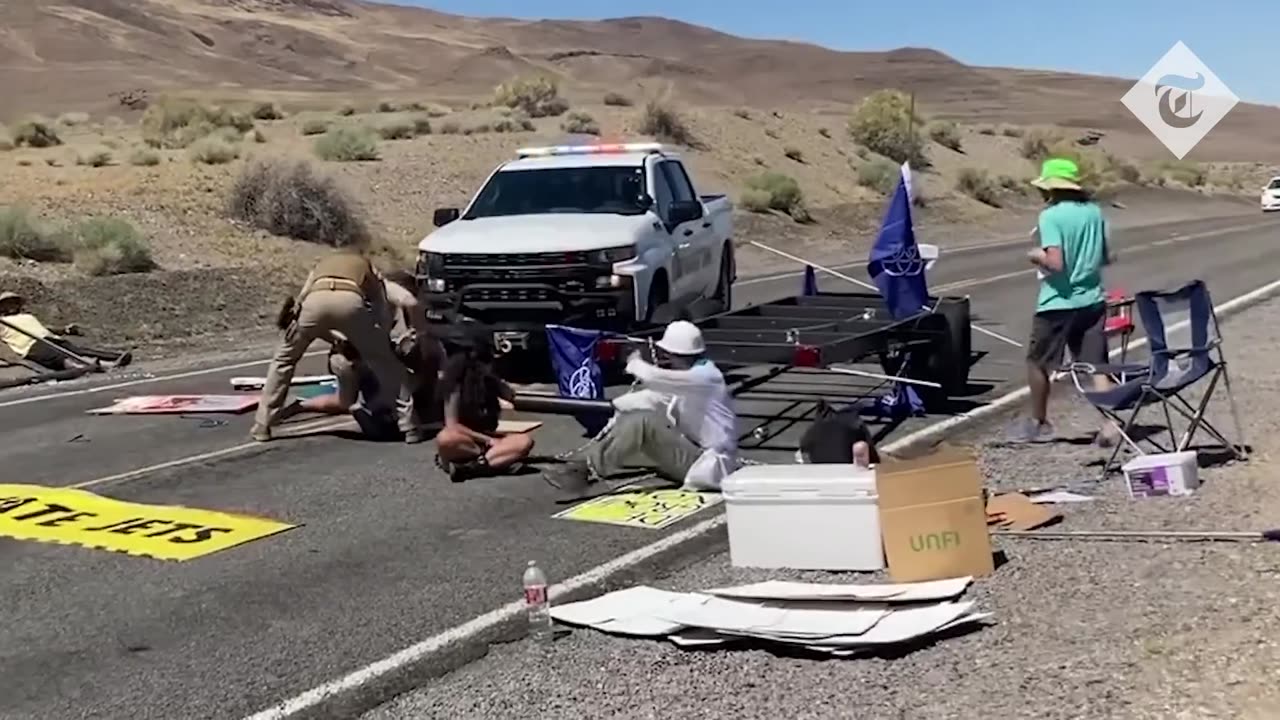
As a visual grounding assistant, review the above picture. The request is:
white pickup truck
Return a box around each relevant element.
[415,142,734,356]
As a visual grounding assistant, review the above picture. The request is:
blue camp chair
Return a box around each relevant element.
[1066,280,1248,478]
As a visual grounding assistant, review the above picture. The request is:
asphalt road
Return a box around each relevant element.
[0,211,1277,720]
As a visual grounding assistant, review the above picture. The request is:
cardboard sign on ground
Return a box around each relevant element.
[986,492,1062,531]
[88,395,259,415]
[875,444,995,582]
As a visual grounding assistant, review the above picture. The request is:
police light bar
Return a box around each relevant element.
[515,142,666,158]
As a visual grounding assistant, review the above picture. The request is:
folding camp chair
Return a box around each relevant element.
[1067,279,1248,478]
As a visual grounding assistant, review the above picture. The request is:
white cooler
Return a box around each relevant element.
[721,463,884,571]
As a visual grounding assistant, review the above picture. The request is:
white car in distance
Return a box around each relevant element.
[1262,176,1280,212]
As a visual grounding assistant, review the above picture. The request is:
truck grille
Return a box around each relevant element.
[463,287,556,302]
[443,251,592,267]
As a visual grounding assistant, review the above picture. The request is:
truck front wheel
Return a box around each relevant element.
[644,273,669,327]
[712,245,734,314]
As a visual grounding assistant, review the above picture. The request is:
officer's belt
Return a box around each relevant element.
[302,277,364,299]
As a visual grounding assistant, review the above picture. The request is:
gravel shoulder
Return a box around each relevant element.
[365,294,1280,720]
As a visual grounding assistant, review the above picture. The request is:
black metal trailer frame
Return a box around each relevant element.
[513,290,975,451]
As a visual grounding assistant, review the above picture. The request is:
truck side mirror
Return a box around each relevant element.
[433,207,460,227]
[669,200,703,225]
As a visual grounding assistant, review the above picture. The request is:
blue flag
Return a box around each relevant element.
[801,265,818,296]
[545,325,610,436]
[867,162,929,320]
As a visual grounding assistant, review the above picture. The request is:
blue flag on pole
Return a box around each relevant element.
[864,162,928,418]
[545,324,610,436]
[867,162,929,321]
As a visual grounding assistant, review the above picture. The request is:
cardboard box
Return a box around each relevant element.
[875,444,995,582]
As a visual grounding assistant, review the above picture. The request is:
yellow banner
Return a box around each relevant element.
[0,484,297,561]
[553,488,723,530]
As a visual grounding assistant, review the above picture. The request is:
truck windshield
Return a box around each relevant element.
[463,166,648,219]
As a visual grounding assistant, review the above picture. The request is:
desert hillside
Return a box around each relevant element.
[0,0,1270,360]
[3,0,1279,161]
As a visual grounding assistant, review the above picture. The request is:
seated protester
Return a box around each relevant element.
[434,341,534,482]
[798,400,880,468]
[0,291,132,371]
[545,320,738,498]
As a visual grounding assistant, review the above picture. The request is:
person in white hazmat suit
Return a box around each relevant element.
[544,320,739,498]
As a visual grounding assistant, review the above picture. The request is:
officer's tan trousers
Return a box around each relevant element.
[254,288,415,432]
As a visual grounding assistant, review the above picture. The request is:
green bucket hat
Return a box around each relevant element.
[1031,157,1083,191]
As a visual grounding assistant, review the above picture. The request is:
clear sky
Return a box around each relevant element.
[390,0,1274,106]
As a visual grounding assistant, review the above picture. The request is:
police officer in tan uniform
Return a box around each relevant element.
[252,250,423,443]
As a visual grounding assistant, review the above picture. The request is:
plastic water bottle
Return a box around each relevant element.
[522,560,553,643]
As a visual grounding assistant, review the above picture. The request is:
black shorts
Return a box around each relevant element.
[1027,303,1107,369]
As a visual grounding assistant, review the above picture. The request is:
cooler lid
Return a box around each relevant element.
[722,463,877,499]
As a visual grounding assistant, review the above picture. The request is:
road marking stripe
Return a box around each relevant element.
[0,350,328,410]
[239,274,1280,720]
[70,416,353,491]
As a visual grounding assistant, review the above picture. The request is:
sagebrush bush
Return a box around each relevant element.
[376,100,397,113]
[411,116,433,135]
[492,115,534,133]
[493,76,570,118]
[603,92,633,107]
[856,158,899,195]
[638,99,695,146]
[314,127,380,161]
[978,126,996,136]
[251,102,285,120]
[1002,126,1025,138]
[0,206,74,263]
[847,90,927,166]
[439,121,461,135]
[57,111,90,126]
[75,148,113,167]
[1019,129,1062,161]
[1157,160,1206,187]
[188,136,240,164]
[376,120,415,140]
[74,217,156,276]
[928,121,963,152]
[783,146,804,163]
[742,172,811,222]
[956,167,1000,206]
[12,118,62,148]
[228,158,369,247]
[561,111,600,135]
[337,105,356,117]
[129,148,161,166]
[141,98,253,149]
[301,118,330,136]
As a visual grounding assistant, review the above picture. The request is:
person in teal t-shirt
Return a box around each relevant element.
[1007,158,1114,444]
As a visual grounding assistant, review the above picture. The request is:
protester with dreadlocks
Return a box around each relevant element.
[434,338,533,482]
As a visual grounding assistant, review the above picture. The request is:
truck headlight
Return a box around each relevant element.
[416,251,446,280]
[590,246,636,265]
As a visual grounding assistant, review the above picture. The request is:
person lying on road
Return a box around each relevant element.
[0,291,132,371]
[434,340,534,482]
[544,320,739,499]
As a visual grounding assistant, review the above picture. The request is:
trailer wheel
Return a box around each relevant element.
[931,296,973,393]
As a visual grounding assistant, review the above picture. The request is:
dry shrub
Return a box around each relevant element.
[425,104,451,117]
[188,136,240,164]
[818,127,831,139]
[411,116,434,135]
[12,118,62,148]
[1019,129,1063,160]
[492,115,534,133]
[376,100,397,113]
[856,158,899,195]
[251,102,285,120]
[956,167,1000,206]
[73,217,156,276]
[439,121,461,135]
[493,76,570,118]
[783,146,804,163]
[376,119,415,140]
[0,206,74,263]
[847,89,927,166]
[928,121,963,152]
[1002,126,1025,138]
[561,111,600,135]
[337,105,356,117]
[314,127,380,161]
[603,92,633,107]
[978,126,996,136]
[228,158,369,247]
[75,147,113,167]
[1156,160,1206,187]
[732,108,751,120]
[742,172,810,222]
[301,118,330,136]
[57,111,90,126]
[141,98,253,149]
[638,99,695,146]
[129,148,161,166]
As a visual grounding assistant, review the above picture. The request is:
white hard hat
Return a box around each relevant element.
[655,320,705,356]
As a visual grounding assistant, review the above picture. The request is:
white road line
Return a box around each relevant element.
[71,416,352,490]
[0,350,327,410]
[240,274,1280,720]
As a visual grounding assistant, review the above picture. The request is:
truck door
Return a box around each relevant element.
[657,159,711,303]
